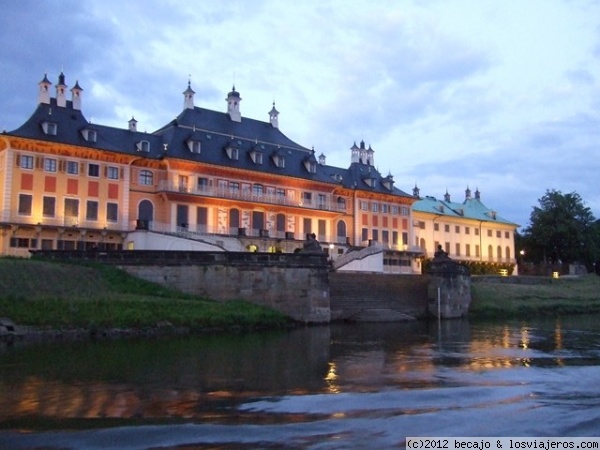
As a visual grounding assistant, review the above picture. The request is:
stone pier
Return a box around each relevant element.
[427,246,471,319]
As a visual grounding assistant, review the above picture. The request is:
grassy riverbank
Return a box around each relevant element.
[470,274,600,320]
[0,258,288,331]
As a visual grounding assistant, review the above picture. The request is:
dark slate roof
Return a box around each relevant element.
[9,98,166,159]
[7,93,413,199]
[412,195,518,226]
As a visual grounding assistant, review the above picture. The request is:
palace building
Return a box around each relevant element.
[0,72,518,273]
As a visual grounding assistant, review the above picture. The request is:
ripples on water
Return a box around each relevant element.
[1,315,600,449]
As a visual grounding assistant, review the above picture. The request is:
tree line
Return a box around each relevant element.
[517,189,600,273]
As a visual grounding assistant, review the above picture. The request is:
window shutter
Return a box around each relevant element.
[104,166,108,177]
[35,157,43,169]
[15,154,20,167]
[80,163,85,174]
[58,159,65,172]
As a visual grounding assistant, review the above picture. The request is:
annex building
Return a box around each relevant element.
[0,73,518,274]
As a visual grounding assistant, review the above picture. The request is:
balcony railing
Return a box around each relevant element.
[157,181,348,213]
[7,215,125,231]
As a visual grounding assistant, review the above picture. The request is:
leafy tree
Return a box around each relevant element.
[522,190,597,266]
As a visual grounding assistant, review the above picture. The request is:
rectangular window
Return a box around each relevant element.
[253,184,263,196]
[230,182,239,194]
[107,202,118,223]
[487,229,493,237]
[401,206,409,216]
[466,244,471,257]
[392,231,399,245]
[276,188,285,199]
[496,230,501,238]
[67,160,78,175]
[44,158,57,172]
[402,232,408,245]
[455,243,461,256]
[372,229,379,241]
[444,224,450,232]
[197,206,208,233]
[372,202,378,213]
[88,163,100,177]
[43,196,55,217]
[20,155,34,170]
[217,180,228,192]
[302,192,312,205]
[317,194,326,209]
[475,228,480,236]
[107,166,119,179]
[475,245,480,257]
[455,225,460,233]
[303,217,312,235]
[197,177,209,191]
[18,194,32,215]
[381,204,389,214]
[391,205,399,215]
[318,219,326,240]
[86,200,99,221]
[445,242,451,255]
[64,198,79,221]
[418,221,425,229]
[434,223,439,231]
[465,227,470,235]
[178,175,189,192]
[505,231,510,239]
[361,201,368,211]
[362,228,368,241]
[382,230,389,243]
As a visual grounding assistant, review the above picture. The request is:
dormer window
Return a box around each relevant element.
[226,146,239,160]
[81,128,97,142]
[42,121,57,135]
[250,150,263,165]
[304,160,317,174]
[364,177,376,188]
[137,140,150,153]
[225,140,241,160]
[187,139,201,154]
[273,154,285,168]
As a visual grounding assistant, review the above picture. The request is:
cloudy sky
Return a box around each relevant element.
[2,0,600,229]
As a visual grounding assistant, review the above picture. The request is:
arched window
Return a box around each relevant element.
[137,200,154,230]
[488,245,493,261]
[139,169,153,186]
[497,246,502,260]
[506,246,511,260]
[420,238,426,251]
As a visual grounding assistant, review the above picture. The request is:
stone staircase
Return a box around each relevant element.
[331,245,382,270]
[329,272,429,322]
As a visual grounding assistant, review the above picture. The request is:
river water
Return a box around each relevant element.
[1,315,600,449]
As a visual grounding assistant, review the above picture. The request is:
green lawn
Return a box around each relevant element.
[0,258,288,330]
[470,274,600,319]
